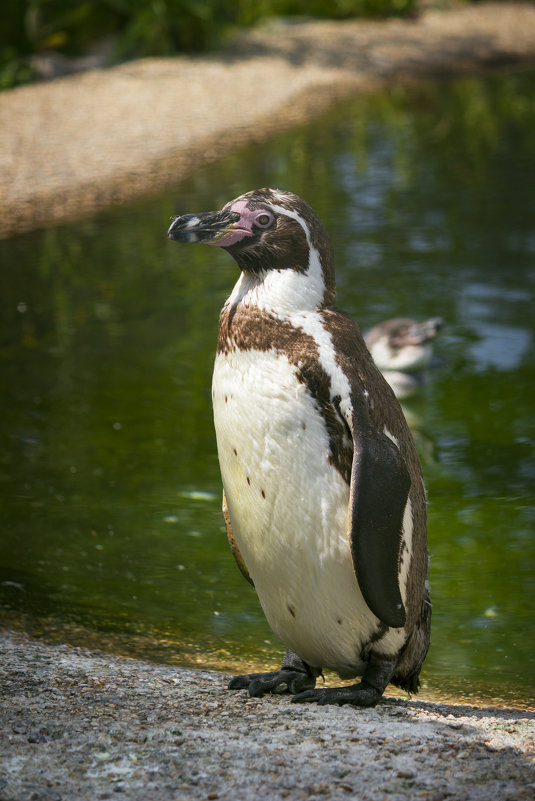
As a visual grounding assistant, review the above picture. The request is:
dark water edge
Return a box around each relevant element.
[1,614,532,713]
[1,70,534,709]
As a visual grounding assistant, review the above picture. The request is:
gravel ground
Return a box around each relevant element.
[1,630,534,801]
[1,2,535,238]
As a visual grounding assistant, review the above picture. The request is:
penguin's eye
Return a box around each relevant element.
[255,211,274,229]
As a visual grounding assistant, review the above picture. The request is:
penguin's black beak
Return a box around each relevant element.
[427,317,443,334]
[404,317,443,346]
[418,317,443,340]
[168,209,240,244]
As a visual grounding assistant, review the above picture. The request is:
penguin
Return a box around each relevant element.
[168,188,431,707]
[364,317,443,399]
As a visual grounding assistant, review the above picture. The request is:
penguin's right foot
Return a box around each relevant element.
[228,648,321,697]
[228,668,316,697]
[291,654,397,706]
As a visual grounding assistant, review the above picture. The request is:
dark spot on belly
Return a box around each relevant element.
[225,395,228,403]
[302,422,306,430]
[246,476,251,485]
[233,448,237,456]
[288,605,296,618]
[337,618,343,625]
[261,489,266,499]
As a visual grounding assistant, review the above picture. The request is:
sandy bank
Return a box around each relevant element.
[1,630,534,800]
[1,3,535,239]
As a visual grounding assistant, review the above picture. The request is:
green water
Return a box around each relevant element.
[1,71,534,707]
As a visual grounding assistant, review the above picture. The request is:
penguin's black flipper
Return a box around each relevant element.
[349,414,411,629]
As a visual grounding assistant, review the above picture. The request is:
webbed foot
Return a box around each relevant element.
[228,668,316,697]
[292,655,396,707]
[228,648,321,698]
[292,681,382,707]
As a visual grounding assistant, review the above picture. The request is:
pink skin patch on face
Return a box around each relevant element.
[208,200,260,248]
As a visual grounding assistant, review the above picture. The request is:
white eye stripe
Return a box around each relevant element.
[270,205,308,235]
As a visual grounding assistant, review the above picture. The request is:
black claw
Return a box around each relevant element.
[288,675,315,694]
[291,689,318,704]
[227,675,250,690]
[248,678,276,697]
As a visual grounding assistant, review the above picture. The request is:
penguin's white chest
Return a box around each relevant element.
[212,348,377,676]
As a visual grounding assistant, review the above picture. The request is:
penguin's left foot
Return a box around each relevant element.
[228,648,321,697]
[291,681,382,707]
[228,668,316,697]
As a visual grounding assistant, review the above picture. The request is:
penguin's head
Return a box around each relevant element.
[168,188,336,308]
[365,317,443,373]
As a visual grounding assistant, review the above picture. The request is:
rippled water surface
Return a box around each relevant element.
[1,71,534,707]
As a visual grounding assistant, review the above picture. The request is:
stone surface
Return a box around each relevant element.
[1,630,534,800]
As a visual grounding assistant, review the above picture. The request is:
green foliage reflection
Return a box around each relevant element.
[2,0,416,89]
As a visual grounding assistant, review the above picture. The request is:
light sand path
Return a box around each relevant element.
[1,3,534,238]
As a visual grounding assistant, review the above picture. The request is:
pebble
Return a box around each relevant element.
[397,769,415,779]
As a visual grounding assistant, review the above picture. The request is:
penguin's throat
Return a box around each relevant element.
[228,260,330,318]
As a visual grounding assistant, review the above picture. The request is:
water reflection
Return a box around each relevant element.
[460,283,532,371]
[1,70,534,707]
